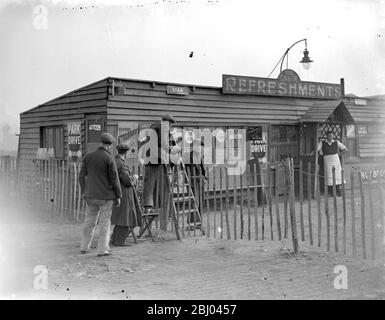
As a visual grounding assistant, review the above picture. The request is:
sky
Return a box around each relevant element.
[0,0,384,135]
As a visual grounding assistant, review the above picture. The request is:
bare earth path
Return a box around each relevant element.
[0,202,384,300]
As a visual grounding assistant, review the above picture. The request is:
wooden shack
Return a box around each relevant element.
[18,70,384,193]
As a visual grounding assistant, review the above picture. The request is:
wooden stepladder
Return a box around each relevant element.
[168,160,205,237]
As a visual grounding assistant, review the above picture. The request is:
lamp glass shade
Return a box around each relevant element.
[300,48,313,69]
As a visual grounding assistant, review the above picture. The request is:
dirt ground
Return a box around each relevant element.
[0,201,384,300]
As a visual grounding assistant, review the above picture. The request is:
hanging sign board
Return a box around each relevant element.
[68,122,82,160]
[222,69,341,99]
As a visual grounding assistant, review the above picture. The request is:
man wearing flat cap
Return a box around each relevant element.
[142,113,181,233]
[79,132,122,256]
[110,143,142,246]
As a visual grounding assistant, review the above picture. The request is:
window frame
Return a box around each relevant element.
[40,125,64,159]
[345,124,359,160]
[269,125,299,164]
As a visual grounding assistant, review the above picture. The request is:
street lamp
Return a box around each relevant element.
[268,38,313,77]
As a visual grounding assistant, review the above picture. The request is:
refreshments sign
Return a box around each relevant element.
[222,69,341,99]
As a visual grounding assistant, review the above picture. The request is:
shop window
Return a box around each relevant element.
[171,126,245,165]
[358,126,368,136]
[40,126,64,158]
[345,125,358,158]
[269,125,299,163]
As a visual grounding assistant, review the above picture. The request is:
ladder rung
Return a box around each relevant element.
[173,196,196,202]
[185,222,202,228]
[177,208,196,214]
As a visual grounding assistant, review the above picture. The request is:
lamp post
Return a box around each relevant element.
[268,38,313,78]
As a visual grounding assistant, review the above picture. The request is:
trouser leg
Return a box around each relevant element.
[143,166,158,208]
[80,199,100,251]
[97,200,113,254]
[160,166,170,231]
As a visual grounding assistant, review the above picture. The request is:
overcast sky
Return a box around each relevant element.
[0,0,384,131]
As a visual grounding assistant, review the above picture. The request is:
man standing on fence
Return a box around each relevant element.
[317,130,347,197]
[79,132,122,257]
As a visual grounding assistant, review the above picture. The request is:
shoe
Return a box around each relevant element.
[97,251,112,257]
[80,250,87,254]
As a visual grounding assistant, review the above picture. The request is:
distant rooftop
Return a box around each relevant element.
[363,94,385,100]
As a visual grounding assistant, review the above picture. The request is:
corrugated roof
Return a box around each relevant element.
[300,100,354,124]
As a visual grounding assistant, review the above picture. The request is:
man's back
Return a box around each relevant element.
[79,147,122,200]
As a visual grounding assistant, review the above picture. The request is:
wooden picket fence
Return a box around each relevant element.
[1,155,384,260]
[15,158,86,221]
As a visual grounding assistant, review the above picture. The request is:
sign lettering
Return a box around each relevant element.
[166,85,189,95]
[359,168,385,184]
[222,69,341,99]
[67,122,82,160]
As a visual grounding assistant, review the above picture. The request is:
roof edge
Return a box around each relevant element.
[20,77,109,116]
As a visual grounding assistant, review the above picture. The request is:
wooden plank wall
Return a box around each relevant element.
[358,133,385,158]
[345,99,385,159]
[19,79,108,160]
[106,79,319,125]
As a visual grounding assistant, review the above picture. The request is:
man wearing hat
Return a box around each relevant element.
[79,132,122,256]
[317,130,347,197]
[142,113,180,233]
[110,143,142,246]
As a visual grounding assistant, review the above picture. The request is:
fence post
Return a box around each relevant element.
[299,159,305,241]
[219,166,224,240]
[378,179,385,262]
[186,165,192,236]
[253,162,259,240]
[368,179,376,260]
[275,163,281,241]
[267,166,273,240]
[307,162,313,246]
[206,166,211,238]
[324,161,330,251]
[341,156,347,254]
[316,164,322,247]
[225,166,231,240]
[213,166,217,239]
[178,166,184,238]
[246,163,251,241]
[350,170,357,257]
[288,158,299,254]
[358,170,367,259]
[283,163,288,239]
[332,166,338,252]
[233,173,237,240]
[240,169,244,240]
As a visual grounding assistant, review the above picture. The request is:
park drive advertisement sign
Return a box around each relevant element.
[222,69,341,99]
[68,122,82,160]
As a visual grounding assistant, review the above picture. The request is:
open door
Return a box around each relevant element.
[85,114,106,155]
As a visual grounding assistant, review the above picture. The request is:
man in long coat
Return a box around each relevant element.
[111,143,142,246]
